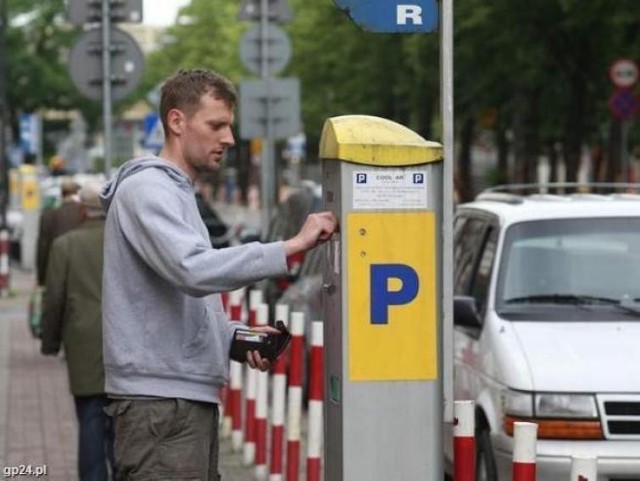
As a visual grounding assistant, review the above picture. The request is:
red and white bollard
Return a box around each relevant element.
[306,321,324,481]
[512,422,537,481]
[229,360,244,451]
[453,400,475,481]
[269,304,290,481]
[228,288,245,451]
[286,312,305,481]
[248,289,262,327]
[0,230,9,297]
[570,456,597,481]
[229,288,244,322]
[243,289,263,465]
[255,303,270,479]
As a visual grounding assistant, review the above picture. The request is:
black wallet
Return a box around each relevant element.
[229,320,292,363]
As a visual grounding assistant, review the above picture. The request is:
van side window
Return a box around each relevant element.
[471,227,498,315]
[454,217,487,295]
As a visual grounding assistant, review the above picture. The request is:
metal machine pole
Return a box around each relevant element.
[440,0,455,423]
[102,0,113,179]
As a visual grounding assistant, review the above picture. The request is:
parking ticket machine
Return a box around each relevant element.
[320,115,443,480]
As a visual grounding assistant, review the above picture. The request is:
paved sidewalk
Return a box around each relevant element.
[0,267,263,481]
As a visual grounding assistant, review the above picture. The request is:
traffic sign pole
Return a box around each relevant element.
[608,59,639,183]
[68,0,144,178]
[260,0,275,235]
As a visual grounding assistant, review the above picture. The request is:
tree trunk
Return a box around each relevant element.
[563,74,587,182]
[606,120,622,182]
[512,89,539,184]
[457,115,475,202]
[495,120,509,185]
[548,141,558,183]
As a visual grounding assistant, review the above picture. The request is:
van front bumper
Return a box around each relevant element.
[494,435,640,481]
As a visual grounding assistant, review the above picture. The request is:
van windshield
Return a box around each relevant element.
[496,218,640,319]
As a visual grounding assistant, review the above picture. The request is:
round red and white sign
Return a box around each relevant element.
[610,58,639,89]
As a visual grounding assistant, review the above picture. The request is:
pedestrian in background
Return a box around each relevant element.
[40,180,114,481]
[100,68,337,481]
[36,178,82,287]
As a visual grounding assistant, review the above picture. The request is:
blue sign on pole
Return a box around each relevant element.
[19,113,40,156]
[142,113,164,152]
[333,0,438,33]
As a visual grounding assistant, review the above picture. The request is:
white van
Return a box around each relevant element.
[445,186,640,481]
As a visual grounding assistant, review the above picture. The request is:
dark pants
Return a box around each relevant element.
[74,395,115,481]
[106,399,220,481]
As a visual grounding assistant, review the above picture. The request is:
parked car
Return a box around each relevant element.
[260,180,322,311]
[444,185,640,480]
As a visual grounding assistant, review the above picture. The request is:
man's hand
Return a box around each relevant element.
[284,211,338,257]
[245,325,279,371]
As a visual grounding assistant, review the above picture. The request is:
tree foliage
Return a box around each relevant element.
[135,0,245,101]
[4,0,640,190]
[5,0,99,130]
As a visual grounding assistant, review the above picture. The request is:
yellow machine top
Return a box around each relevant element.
[319,115,443,167]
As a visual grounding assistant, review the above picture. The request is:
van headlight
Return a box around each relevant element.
[502,389,603,440]
[535,393,598,418]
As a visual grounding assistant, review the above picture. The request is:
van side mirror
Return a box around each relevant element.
[454,296,482,328]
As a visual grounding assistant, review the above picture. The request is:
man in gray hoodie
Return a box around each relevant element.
[100,69,336,481]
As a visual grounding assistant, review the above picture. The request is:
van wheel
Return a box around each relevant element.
[476,426,498,481]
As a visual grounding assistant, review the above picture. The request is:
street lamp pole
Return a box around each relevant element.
[0,0,8,230]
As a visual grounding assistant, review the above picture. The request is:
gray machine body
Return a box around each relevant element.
[322,158,443,480]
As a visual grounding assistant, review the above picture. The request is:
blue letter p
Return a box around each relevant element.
[370,264,419,324]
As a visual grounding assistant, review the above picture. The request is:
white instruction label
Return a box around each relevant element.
[352,170,428,210]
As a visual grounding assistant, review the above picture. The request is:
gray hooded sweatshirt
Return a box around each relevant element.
[100,157,288,403]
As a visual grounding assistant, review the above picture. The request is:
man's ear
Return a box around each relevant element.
[166,109,184,137]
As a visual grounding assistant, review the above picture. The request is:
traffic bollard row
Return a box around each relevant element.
[223,289,325,481]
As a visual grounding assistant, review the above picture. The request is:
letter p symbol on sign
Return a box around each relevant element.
[370,264,419,324]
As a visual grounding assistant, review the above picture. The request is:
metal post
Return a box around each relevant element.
[440,0,455,423]
[621,119,629,182]
[259,0,275,237]
[102,0,113,179]
[0,0,8,297]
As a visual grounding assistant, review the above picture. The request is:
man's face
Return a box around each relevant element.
[180,94,235,175]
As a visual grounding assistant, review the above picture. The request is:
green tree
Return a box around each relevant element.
[137,0,245,101]
[5,1,100,138]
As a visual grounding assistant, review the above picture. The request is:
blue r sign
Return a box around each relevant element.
[333,0,438,33]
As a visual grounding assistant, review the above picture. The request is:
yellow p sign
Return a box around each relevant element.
[347,211,437,381]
